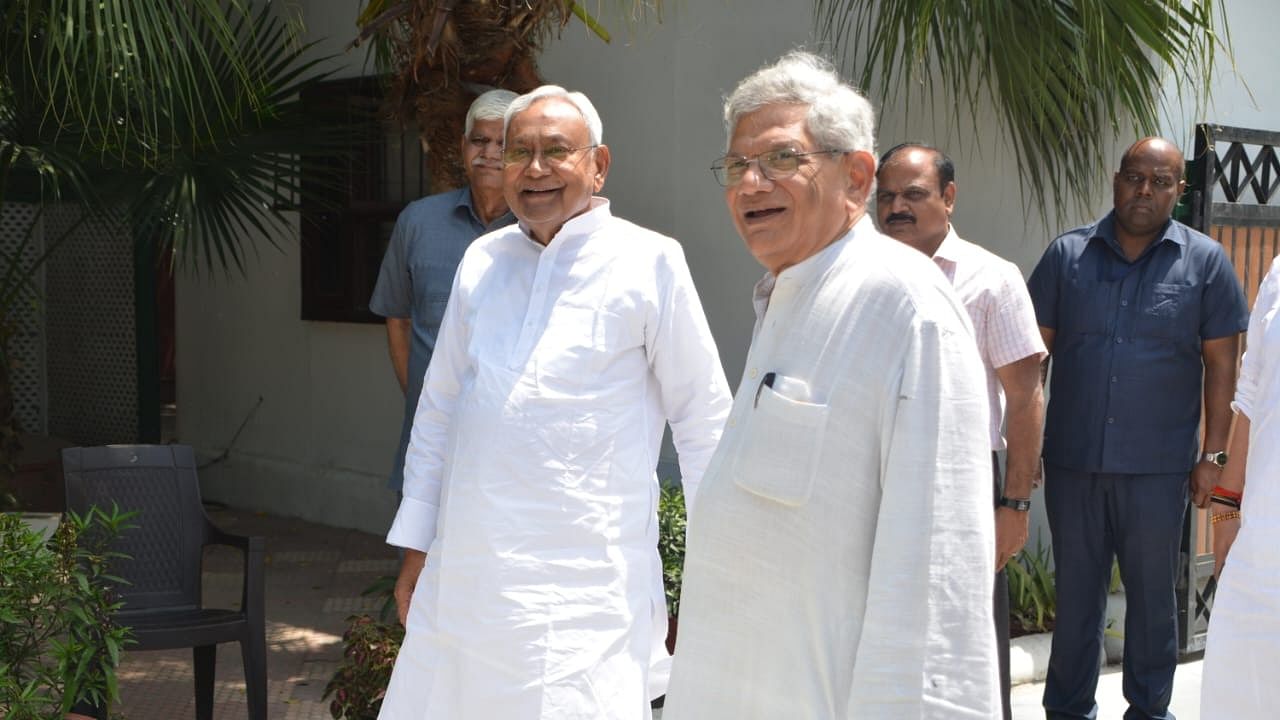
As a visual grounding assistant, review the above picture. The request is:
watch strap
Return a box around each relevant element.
[998,496,1032,511]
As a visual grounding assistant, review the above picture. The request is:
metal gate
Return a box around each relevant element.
[1178,123,1280,655]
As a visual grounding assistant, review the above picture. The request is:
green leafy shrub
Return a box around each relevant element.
[0,506,135,718]
[657,485,687,618]
[1006,540,1056,636]
[324,577,403,720]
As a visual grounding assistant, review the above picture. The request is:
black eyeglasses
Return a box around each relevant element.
[710,148,848,187]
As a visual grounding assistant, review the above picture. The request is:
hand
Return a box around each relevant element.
[1190,461,1218,508]
[1211,513,1241,579]
[994,506,1030,572]
[395,550,428,626]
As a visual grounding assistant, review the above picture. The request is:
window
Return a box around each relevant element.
[299,76,429,323]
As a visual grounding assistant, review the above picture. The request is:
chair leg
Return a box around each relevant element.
[193,644,216,720]
[241,629,268,719]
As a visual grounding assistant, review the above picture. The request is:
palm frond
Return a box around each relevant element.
[22,0,268,169]
[816,0,1230,221]
[119,3,354,274]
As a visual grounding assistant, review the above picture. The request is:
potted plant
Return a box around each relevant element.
[0,506,134,718]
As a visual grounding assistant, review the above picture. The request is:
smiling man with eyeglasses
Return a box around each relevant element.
[663,51,999,719]
[374,85,732,720]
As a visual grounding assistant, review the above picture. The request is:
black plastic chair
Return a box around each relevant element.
[62,444,267,720]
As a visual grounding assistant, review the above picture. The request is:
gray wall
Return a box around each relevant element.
[175,0,1276,536]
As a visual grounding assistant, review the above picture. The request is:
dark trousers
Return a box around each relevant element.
[1041,465,1187,720]
[993,453,1012,720]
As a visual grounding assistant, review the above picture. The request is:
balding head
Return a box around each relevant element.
[1120,137,1185,178]
[1112,136,1186,245]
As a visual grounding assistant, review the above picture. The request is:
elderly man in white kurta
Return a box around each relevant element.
[377,86,732,720]
[663,52,999,720]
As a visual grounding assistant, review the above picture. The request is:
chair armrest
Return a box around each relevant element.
[203,523,265,616]
[205,524,265,553]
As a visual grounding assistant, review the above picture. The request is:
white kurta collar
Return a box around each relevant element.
[518,197,612,248]
[752,214,877,318]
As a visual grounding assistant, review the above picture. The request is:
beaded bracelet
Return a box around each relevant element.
[1211,510,1241,525]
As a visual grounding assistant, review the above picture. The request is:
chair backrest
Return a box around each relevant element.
[62,445,208,612]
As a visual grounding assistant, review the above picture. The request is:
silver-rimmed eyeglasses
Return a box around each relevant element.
[710,148,848,187]
[502,144,599,168]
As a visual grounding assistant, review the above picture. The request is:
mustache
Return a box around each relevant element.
[472,156,502,168]
[885,212,915,224]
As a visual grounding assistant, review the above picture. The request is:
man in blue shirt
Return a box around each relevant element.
[370,89,517,493]
[1028,137,1248,720]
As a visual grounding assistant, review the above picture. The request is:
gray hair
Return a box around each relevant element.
[504,85,603,145]
[464,89,518,136]
[724,51,876,157]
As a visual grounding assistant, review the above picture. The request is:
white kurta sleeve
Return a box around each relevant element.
[847,317,998,719]
[386,264,472,552]
[1234,255,1280,420]
[645,245,732,512]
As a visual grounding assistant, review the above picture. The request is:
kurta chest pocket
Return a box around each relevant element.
[731,382,829,507]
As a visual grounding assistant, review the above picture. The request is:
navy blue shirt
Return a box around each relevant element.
[1028,212,1247,474]
[370,188,514,490]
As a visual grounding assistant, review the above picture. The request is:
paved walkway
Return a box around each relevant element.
[111,507,1206,719]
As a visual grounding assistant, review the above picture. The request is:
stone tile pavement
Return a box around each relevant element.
[109,507,1205,719]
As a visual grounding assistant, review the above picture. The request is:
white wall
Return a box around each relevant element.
[175,0,1277,533]
[176,212,402,533]
[1160,0,1280,152]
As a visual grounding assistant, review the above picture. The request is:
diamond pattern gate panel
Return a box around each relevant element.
[43,205,138,445]
[0,202,48,435]
[1179,123,1280,655]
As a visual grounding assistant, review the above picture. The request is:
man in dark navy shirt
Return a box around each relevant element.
[1028,137,1248,720]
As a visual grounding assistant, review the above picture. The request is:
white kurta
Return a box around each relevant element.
[663,216,999,719]
[379,199,732,719]
[1201,254,1280,719]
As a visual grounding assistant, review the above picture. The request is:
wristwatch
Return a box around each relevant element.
[998,496,1032,512]
[1201,450,1228,468]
